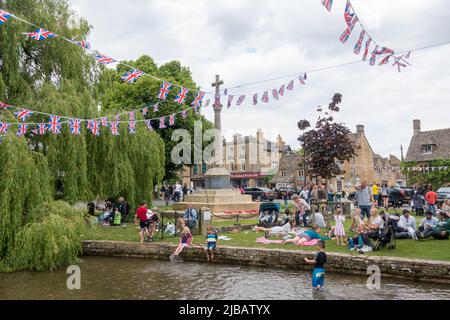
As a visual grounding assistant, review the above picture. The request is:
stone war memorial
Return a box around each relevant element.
[1,0,450,309]
[173,75,260,213]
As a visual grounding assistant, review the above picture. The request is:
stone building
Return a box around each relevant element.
[184,130,290,189]
[271,125,404,190]
[405,119,450,167]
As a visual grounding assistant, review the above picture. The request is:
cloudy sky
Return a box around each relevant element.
[69,0,450,159]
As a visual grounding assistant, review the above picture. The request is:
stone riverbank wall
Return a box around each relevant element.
[82,241,450,285]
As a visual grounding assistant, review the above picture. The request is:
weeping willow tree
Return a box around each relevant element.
[0,0,166,272]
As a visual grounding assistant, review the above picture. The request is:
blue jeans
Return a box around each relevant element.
[428,205,437,215]
[360,205,371,219]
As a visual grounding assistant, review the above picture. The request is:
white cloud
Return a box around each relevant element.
[69,0,450,158]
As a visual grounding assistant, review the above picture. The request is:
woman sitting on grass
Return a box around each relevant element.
[283,225,330,246]
[254,220,294,236]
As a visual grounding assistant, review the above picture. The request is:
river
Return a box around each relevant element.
[1,257,450,300]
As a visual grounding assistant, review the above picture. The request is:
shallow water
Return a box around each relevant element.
[0,256,449,300]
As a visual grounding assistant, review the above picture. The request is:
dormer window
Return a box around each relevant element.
[422,144,435,155]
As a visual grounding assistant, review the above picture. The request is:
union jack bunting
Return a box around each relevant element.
[370,45,379,66]
[121,69,144,84]
[129,112,136,121]
[278,85,285,97]
[227,95,234,108]
[354,30,365,55]
[115,114,120,122]
[253,94,259,106]
[158,82,173,100]
[214,95,221,106]
[236,95,246,106]
[14,109,34,122]
[145,120,153,131]
[110,121,119,136]
[299,74,308,85]
[339,28,351,44]
[362,37,372,61]
[321,0,333,12]
[344,1,355,27]
[69,119,82,135]
[159,117,166,129]
[204,99,211,108]
[287,80,295,91]
[0,122,9,134]
[169,115,176,126]
[87,120,93,130]
[16,123,28,136]
[0,101,11,109]
[37,123,46,136]
[181,110,188,119]
[378,55,392,66]
[261,91,269,103]
[23,28,57,41]
[101,117,109,127]
[128,121,136,134]
[142,107,148,116]
[393,56,410,72]
[48,115,62,135]
[224,89,228,96]
[0,10,11,25]
[74,40,91,50]
[349,16,359,31]
[192,91,205,108]
[272,89,279,101]
[95,54,116,65]
[378,47,395,55]
[153,103,159,112]
[89,120,100,136]
[174,87,190,105]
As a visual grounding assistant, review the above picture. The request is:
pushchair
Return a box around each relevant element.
[259,202,280,229]
[371,216,397,251]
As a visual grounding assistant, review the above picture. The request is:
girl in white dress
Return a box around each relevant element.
[334,208,346,246]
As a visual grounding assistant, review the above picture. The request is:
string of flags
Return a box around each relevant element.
[322,0,411,72]
[405,167,450,173]
[215,73,308,108]
[0,9,210,102]
[0,99,203,139]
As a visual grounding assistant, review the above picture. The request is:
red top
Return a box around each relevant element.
[136,206,148,222]
[425,191,438,205]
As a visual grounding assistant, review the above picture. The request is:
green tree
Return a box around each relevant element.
[97,56,213,182]
[298,94,357,180]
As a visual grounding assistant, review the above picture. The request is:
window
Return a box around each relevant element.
[422,145,434,154]
[299,170,305,177]
[193,165,198,175]
[281,170,287,177]
[202,163,207,174]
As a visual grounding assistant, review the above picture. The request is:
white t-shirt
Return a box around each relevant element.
[370,216,383,230]
[270,223,291,234]
[174,184,182,192]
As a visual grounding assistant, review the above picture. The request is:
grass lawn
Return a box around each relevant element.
[84,213,450,262]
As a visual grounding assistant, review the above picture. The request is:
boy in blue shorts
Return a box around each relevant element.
[305,240,327,290]
[204,225,219,262]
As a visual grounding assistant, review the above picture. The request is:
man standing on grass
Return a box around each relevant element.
[425,187,438,216]
[135,201,150,244]
[356,180,374,220]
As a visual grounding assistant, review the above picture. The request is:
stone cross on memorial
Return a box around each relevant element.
[211,75,224,132]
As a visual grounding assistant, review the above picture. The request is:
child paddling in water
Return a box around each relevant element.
[172,226,193,259]
[304,240,327,290]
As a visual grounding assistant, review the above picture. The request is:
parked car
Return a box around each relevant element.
[245,187,276,201]
[349,188,406,208]
[437,187,450,207]
[276,188,300,200]
[400,187,415,202]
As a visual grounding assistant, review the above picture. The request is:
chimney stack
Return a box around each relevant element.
[413,120,421,135]
[356,125,365,135]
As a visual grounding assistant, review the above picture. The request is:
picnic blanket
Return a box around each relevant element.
[256,237,320,247]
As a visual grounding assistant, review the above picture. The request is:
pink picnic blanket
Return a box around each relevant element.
[256,237,320,247]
